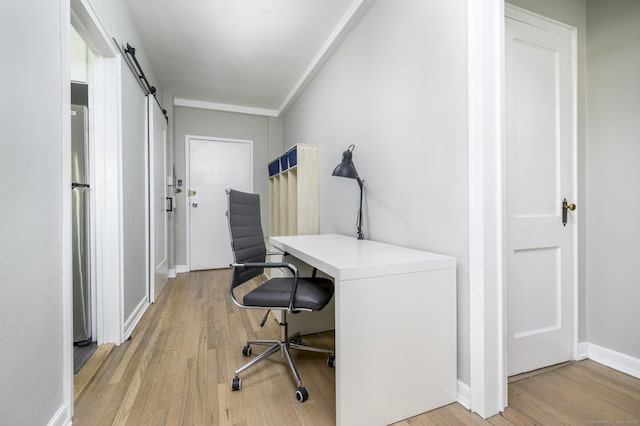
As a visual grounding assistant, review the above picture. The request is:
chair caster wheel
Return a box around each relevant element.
[295,386,308,402]
[291,335,302,345]
[242,345,252,356]
[327,355,336,368]
[231,377,242,391]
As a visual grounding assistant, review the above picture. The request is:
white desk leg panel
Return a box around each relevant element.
[335,268,457,426]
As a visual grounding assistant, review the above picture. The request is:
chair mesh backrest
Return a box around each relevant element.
[227,189,267,289]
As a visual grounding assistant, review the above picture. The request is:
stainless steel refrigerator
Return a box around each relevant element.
[72,104,91,344]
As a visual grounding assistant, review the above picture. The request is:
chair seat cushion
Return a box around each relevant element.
[243,277,334,311]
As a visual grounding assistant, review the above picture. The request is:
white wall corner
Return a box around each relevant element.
[577,341,589,360]
[457,380,472,410]
[277,0,376,115]
[47,403,72,426]
[168,268,177,279]
[176,264,189,274]
[587,343,640,380]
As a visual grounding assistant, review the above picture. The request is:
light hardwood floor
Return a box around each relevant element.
[74,270,640,425]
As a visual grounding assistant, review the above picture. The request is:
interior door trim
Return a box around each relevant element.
[467,1,579,417]
[184,135,254,271]
[504,1,579,371]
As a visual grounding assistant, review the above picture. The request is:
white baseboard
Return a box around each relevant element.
[47,403,71,426]
[457,380,472,410]
[460,343,639,413]
[168,268,177,279]
[587,343,640,380]
[577,341,589,360]
[176,264,189,274]
[124,297,150,340]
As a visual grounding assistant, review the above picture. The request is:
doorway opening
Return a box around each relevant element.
[70,77,96,373]
[466,1,579,418]
[504,4,578,378]
[184,136,253,271]
[70,0,124,387]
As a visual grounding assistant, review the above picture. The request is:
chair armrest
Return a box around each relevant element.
[232,262,297,274]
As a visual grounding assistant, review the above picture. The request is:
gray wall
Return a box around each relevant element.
[282,0,470,383]
[173,107,283,267]
[0,1,66,424]
[508,0,589,342]
[586,0,640,358]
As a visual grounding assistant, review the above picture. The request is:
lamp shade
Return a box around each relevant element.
[331,144,365,239]
[332,145,358,179]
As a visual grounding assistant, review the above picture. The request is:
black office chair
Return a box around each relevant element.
[225,188,335,402]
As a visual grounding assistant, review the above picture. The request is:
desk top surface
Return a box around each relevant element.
[269,234,456,281]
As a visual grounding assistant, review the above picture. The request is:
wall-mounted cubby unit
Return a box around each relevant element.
[267,144,319,236]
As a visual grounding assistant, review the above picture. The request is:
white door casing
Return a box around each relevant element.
[149,97,169,302]
[505,9,577,376]
[467,0,507,416]
[71,0,124,346]
[186,136,253,271]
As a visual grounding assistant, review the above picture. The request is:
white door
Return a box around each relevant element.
[505,12,577,376]
[149,97,169,302]
[188,137,252,270]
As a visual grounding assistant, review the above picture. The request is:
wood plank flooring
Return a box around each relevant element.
[75,343,114,401]
[74,269,640,425]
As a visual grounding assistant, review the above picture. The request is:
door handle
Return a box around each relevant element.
[562,198,576,226]
[192,203,198,208]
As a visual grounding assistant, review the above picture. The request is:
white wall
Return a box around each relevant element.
[70,26,88,83]
[282,0,470,382]
[0,1,69,424]
[89,0,160,102]
[586,0,640,358]
[172,107,283,267]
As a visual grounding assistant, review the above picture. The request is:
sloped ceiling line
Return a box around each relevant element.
[168,0,376,117]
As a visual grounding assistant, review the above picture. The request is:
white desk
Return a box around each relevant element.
[269,234,457,426]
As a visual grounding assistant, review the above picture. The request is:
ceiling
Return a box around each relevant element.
[124,0,371,116]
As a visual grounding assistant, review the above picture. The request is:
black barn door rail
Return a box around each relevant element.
[122,41,168,122]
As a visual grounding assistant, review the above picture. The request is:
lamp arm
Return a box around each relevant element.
[332,144,365,239]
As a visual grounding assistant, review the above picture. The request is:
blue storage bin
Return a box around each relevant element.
[280,154,289,171]
[268,160,279,176]
[287,146,298,167]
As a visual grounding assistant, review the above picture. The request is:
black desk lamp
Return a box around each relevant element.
[332,144,364,240]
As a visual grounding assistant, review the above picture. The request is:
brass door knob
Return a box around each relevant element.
[562,198,576,226]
